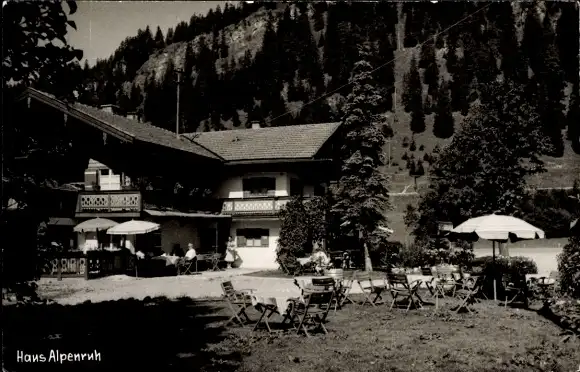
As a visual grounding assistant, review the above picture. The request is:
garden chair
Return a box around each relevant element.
[328,270,355,307]
[386,273,424,312]
[502,273,530,309]
[221,281,255,327]
[434,266,458,298]
[421,267,436,298]
[311,277,341,314]
[453,275,481,313]
[177,257,198,275]
[293,289,335,337]
[280,260,303,276]
[356,271,388,307]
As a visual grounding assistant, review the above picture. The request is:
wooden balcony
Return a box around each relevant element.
[75,190,142,218]
[221,197,291,217]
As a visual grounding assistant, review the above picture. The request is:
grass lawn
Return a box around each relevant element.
[4,293,578,372]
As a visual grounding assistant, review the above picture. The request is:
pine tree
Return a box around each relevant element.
[403,54,422,113]
[433,81,454,139]
[161,57,177,132]
[220,30,229,59]
[420,40,439,97]
[410,103,425,134]
[331,45,392,272]
[313,2,326,32]
[165,27,174,45]
[154,26,165,49]
[376,36,395,111]
[450,58,471,115]
[297,10,324,92]
[424,95,433,115]
[567,81,580,154]
[256,13,281,100]
[323,5,342,80]
[403,4,418,48]
[445,45,458,75]
[277,6,299,84]
[556,3,580,83]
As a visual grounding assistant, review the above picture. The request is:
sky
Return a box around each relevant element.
[67,1,227,66]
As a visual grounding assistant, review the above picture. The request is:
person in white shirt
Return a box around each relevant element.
[311,247,331,275]
[185,243,197,261]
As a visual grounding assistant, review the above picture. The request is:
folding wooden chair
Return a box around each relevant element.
[293,289,334,337]
[177,257,198,275]
[434,266,458,298]
[386,273,424,312]
[325,270,355,308]
[453,275,481,313]
[221,281,255,327]
[356,271,388,307]
[421,267,436,298]
[502,273,530,309]
[311,277,341,314]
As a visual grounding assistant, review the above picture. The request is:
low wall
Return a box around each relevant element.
[42,250,136,280]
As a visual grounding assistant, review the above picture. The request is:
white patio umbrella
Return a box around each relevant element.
[74,218,119,251]
[107,220,160,279]
[73,218,118,233]
[449,213,545,300]
[106,220,160,235]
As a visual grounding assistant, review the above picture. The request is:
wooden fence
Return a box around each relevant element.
[42,250,136,280]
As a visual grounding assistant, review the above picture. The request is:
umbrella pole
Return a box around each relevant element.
[492,241,497,302]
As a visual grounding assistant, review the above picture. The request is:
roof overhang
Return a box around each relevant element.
[144,209,231,219]
[18,88,135,143]
[224,158,333,166]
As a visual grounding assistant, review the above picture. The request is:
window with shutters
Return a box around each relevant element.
[236,229,269,247]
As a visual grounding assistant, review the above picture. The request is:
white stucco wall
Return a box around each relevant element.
[230,219,281,269]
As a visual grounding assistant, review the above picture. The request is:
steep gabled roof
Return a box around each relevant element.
[183,122,341,162]
[20,88,223,160]
[19,88,341,164]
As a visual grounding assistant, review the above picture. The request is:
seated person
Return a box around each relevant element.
[177,243,198,273]
[185,243,197,261]
[311,247,331,275]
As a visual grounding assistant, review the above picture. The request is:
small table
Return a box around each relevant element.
[250,294,301,333]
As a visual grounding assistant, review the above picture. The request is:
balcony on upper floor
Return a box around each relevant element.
[75,190,142,218]
[221,197,293,218]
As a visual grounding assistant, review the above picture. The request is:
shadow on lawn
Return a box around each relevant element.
[3,296,241,372]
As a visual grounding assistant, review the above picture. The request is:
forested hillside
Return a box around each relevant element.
[77,1,579,189]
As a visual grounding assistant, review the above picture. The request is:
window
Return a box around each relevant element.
[100,169,110,176]
[290,178,303,197]
[236,229,269,247]
[242,177,276,197]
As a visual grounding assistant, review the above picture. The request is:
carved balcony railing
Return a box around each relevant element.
[221,197,292,217]
[76,191,142,217]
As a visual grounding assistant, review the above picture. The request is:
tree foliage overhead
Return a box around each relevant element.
[3,1,85,287]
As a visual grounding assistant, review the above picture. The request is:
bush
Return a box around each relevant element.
[398,243,430,268]
[369,241,403,268]
[558,235,580,298]
[471,255,538,276]
[470,255,538,298]
[277,196,327,266]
